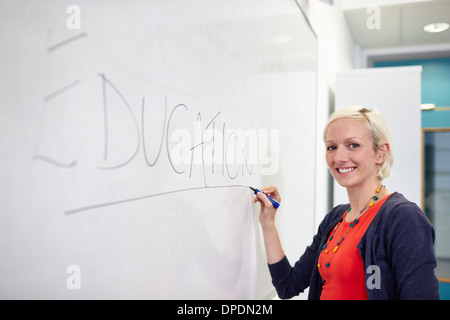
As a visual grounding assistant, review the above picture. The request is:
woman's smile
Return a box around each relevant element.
[336,167,356,175]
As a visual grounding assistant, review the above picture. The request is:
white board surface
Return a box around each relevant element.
[0,0,317,299]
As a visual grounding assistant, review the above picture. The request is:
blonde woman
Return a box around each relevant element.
[254,106,439,300]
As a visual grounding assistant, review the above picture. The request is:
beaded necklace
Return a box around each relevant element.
[318,185,384,269]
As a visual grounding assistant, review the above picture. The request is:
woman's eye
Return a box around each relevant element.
[349,143,359,149]
[326,146,336,151]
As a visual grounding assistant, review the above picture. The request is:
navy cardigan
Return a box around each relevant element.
[268,192,440,300]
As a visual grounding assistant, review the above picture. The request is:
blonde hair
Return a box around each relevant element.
[323,106,393,180]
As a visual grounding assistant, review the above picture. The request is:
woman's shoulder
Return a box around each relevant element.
[377,192,433,229]
[381,192,423,215]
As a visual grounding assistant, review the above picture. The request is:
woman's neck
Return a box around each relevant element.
[346,180,385,221]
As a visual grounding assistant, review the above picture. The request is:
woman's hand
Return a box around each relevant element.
[252,185,285,264]
[252,185,281,226]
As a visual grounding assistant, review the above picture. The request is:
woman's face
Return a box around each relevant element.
[325,118,383,189]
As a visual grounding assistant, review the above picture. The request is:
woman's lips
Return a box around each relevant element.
[336,167,356,174]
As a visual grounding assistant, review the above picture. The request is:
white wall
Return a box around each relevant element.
[298,0,357,229]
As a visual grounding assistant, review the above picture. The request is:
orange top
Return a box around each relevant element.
[318,194,391,300]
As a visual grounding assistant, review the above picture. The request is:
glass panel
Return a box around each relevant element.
[424,130,450,279]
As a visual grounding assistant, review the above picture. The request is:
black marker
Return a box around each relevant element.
[250,187,280,208]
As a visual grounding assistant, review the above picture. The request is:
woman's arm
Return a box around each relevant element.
[253,185,285,264]
[388,202,440,299]
[254,185,335,299]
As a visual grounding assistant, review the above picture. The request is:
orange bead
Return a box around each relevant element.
[369,201,375,207]
[333,246,339,253]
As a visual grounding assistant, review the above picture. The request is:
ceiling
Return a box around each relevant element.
[343,0,450,49]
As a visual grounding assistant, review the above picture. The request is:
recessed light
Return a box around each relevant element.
[423,22,449,33]
[421,103,436,110]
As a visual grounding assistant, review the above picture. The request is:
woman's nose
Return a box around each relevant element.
[334,146,348,164]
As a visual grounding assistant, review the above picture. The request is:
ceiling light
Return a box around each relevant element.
[421,103,436,110]
[423,22,449,33]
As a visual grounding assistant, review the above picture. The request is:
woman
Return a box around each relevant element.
[254,106,439,300]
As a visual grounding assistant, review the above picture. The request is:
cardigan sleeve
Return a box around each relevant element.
[267,207,345,299]
[387,201,440,300]
[267,230,321,299]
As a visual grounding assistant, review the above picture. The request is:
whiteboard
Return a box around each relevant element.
[0,0,317,299]
[334,66,422,208]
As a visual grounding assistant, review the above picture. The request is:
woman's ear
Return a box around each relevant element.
[376,142,390,164]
